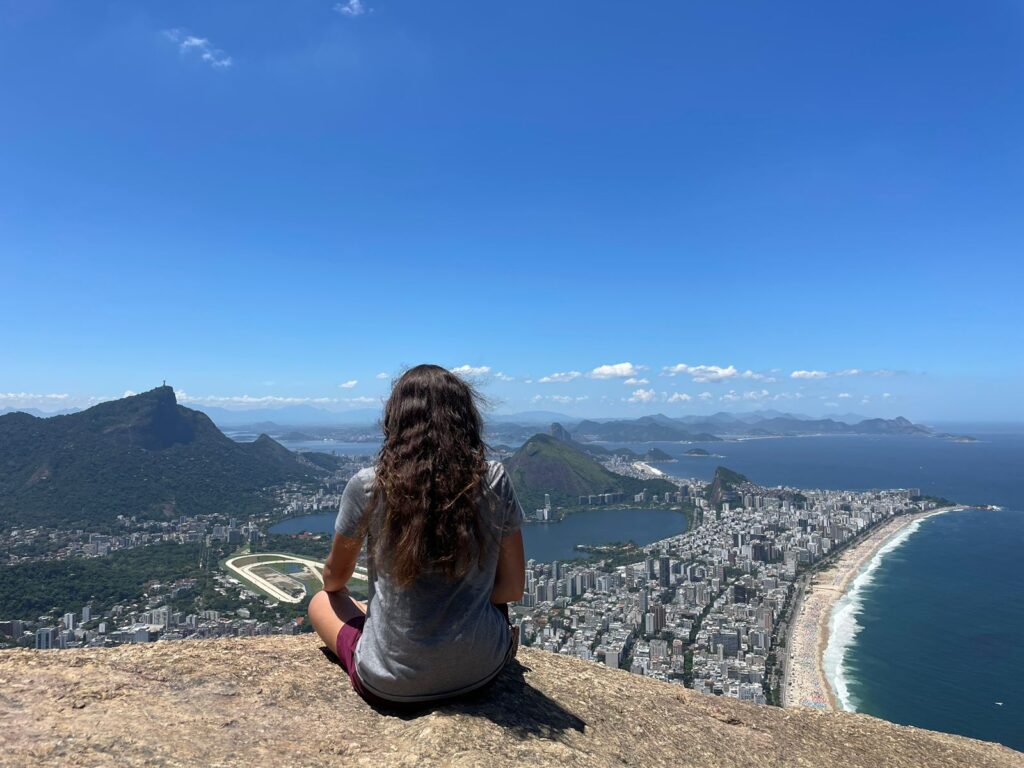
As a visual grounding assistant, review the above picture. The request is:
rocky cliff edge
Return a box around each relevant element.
[0,636,1019,767]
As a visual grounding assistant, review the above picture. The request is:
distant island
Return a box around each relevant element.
[643,447,676,462]
[685,448,711,456]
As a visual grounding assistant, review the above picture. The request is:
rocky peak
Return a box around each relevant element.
[0,636,1018,767]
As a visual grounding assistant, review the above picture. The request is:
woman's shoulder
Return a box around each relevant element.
[346,465,377,494]
[483,459,514,494]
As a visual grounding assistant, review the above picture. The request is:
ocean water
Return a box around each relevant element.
[834,508,1024,751]
[608,430,1024,751]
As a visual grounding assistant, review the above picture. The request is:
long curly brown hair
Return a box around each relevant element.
[365,364,491,587]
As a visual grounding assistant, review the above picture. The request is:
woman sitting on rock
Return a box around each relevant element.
[309,364,526,707]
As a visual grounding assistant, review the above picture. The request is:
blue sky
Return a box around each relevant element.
[1,1,1022,420]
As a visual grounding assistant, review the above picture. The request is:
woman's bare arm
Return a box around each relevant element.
[322,533,362,593]
[491,529,526,604]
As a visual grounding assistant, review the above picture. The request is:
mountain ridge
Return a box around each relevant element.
[0,386,326,529]
[504,432,677,511]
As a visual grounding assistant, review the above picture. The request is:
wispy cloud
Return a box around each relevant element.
[343,396,377,405]
[335,0,369,16]
[451,364,491,377]
[539,371,582,383]
[663,363,739,383]
[532,394,588,404]
[790,370,829,380]
[338,380,358,389]
[791,367,897,379]
[623,377,649,385]
[163,29,232,69]
[627,388,657,403]
[838,392,852,399]
[698,391,713,401]
[174,390,379,410]
[591,362,641,379]
[667,392,692,403]
[176,391,337,407]
[375,372,389,380]
[494,371,515,382]
[0,392,71,409]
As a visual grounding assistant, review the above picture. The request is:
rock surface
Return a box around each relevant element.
[0,636,1019,767]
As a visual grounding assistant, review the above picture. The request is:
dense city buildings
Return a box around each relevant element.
[512,471,936,706]
[1,450,940,714]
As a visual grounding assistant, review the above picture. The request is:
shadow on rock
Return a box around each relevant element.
[320,648,586,740]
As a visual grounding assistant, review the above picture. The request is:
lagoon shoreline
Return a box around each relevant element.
[783,506,961,711]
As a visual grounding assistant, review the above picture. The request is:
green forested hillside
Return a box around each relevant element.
[0,387,326,529]
[505,433,677,511]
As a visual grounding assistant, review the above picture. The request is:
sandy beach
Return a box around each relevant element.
[783,507,959,711]
[633,461,665,477]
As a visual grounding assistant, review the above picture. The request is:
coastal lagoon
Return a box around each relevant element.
[270,507,689,563]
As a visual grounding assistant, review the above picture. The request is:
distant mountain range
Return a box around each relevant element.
[504,430,677,512]
[0,387,336,529]
[563,413,964,443]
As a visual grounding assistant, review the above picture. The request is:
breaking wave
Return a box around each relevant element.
[822,510,950,711]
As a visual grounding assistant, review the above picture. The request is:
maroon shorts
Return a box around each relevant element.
[334,616,390,707]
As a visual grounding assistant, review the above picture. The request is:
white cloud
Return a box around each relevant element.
[334,0,368,16]
[494,372,514,382]
[790,370,829,380]
[591,362,640,379]
[451,364,491,377]
[627,388,657,404]
[176,391,338,407]
[342,396,377,406]
[667,392,692,403]
[882,392,893,399]
[624,377,649,385]
[375,372,389,380]
[123,390,137,398]
[791,367,893,380]
[523,379,534,384]
[533,394,587,404]
[838,392,852,399]
[824,401,839,407]
[743,389,771,401]
[163,29,232,68]
[0,392,71,408]
[663,363,738,383]
[539,371,582,383]
[721,391,741,402]
[740,370,770,381]
[338,380,358,389]
[698,391,713,401]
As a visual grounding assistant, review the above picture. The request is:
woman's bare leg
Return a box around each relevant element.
[308,589,367,655]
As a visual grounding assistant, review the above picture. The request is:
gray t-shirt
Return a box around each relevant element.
[334,459,524,702]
